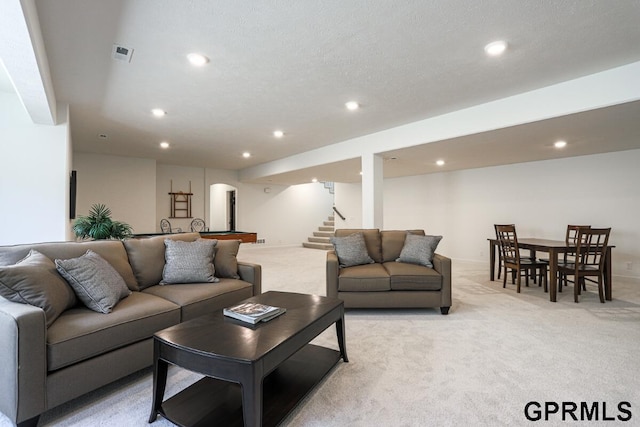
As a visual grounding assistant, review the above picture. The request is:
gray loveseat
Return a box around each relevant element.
[326,229,451,314]
[0,232,261,427]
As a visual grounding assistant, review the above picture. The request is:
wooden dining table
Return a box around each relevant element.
[488,238,614,302]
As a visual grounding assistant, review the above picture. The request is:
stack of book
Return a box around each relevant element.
[223,302,286,324]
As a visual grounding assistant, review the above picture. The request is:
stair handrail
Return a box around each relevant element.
[332,206,345,221]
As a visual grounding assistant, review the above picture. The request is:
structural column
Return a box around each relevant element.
[361,153,383,229]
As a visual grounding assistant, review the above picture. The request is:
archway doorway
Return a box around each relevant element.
[209,183,237,231]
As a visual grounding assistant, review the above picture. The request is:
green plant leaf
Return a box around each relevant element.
[72,203,133,240]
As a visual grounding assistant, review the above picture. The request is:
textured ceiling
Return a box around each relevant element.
[18,1,640,182]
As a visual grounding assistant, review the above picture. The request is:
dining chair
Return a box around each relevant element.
[557,227,611,303]
[544,225,591,292]
[190,218,206,232]
[495,224,548,293]
[494,224,540,283]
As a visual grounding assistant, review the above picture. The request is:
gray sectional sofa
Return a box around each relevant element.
[0,233,261,427]
[326,229,451,314]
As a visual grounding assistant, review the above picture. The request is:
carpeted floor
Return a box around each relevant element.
[3,245,639,427]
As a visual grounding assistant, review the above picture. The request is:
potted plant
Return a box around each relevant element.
[72,203,133,240]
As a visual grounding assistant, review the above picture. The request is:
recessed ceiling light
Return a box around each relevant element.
[311,178,318,183]
[242,152,251,158]
[151,108,166,117]
[345,101,360,111]
[160,141,170,149]
[187,53,209,66]
[273,130,284,138]
[436,159,445,166]
[484,41,508,57]
[554,140,567,148]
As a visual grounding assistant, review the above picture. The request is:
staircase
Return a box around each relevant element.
[302,215,335,250]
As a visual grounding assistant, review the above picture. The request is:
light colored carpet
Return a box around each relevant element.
[3,245,639,427]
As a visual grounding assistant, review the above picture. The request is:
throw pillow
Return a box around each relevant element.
[330,232,375,267]
[161,239,219,284]
[0,250,77,327]
[55,250,131,314]
[396,233,443,268]
[214,239,241,279]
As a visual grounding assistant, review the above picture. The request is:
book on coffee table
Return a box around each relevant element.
[223,302,286,324]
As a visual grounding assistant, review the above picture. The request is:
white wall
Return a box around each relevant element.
[334,149,640,279]
[0,92,70,244]
[74,153,156,234]
[156,164,206,233]
[334,182,363,229]
[237,182,335,246]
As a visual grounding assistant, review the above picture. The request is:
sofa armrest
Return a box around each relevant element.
[237,261,262,295]
[432,253,452,308]
[0,300,47,425]
[326,251,339,299]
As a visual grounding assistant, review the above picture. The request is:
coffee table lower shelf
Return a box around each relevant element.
[156,344,341,427]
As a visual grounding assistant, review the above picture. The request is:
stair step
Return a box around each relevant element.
[308,237,330,243]
[328,215,334,221]
[314,231,333,237]
[324,221,334,226]
[302,242,334,250]
[318,226,334,232]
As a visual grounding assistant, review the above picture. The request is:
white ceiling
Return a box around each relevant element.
[10,0,640,184]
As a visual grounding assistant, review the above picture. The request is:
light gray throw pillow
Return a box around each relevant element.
[330,232,375,268]
[0,250,77,327]
[55,250,131,314]
[396,233,442,268]
[161,239,219,284]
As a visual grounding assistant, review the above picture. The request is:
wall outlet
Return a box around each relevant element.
[626,262,633,271]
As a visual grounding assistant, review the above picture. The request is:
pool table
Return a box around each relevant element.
[133,231,257,243]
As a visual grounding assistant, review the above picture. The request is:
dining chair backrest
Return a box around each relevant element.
[160,218,171,233]
[190,218,206,232]
[566,225,591,246]
[495,224,520,265]
[564,224,590,262]
[575,228,611,271]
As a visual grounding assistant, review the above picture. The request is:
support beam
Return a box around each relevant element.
[361,153,383,229]
[0,0,57,125]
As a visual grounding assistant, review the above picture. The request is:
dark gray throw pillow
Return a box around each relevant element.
[55,250,131,314]
[161,239,218,284]
[396,233,442,268]
[330,232,375,268]
[213,239,241,279]
[0,250,77,327]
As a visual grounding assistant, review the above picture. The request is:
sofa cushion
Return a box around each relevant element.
[383,261,442,291]
[123,233,200,290]
[334,229,382,263]
[0,240,138,291]
[161,239,218,284]
[214,240,241,279]
[143,278,254,321]
[337,263,390,292]
[396,233,442,268]
[55,250,131,314]
[46,292,180,371]
[0,250,77,327]
[381,230,425,262]
[330,233,375,267]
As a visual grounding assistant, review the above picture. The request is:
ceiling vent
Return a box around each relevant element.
[112,44,134,63]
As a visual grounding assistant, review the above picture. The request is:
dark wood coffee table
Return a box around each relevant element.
[148,291,348,427]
